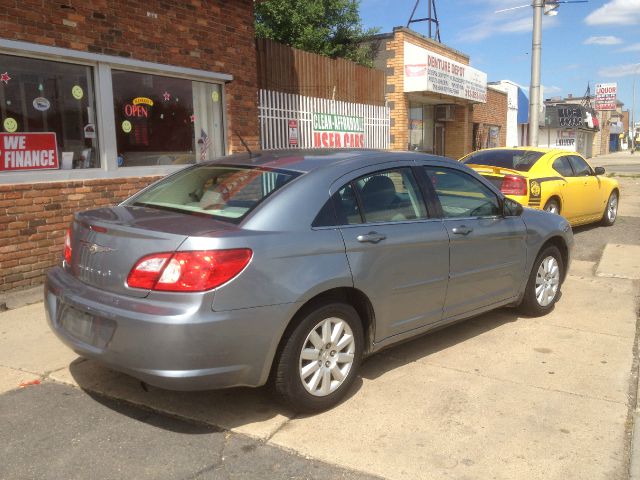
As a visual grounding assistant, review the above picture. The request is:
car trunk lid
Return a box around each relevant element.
[68,205,237,298]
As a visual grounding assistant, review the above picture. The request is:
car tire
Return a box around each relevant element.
[272,302,364,413]
[519,245,564,317]
[600,191,618,226]
[543,198,560,215]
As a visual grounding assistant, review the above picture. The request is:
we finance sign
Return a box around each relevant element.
[1,133,58,171]
[312,113,365,148]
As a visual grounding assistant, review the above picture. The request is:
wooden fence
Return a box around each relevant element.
[256,38,386,106]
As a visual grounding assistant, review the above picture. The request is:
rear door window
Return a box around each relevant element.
[321,167,429,226]
[354,168,428,223]
[552,156,574,177]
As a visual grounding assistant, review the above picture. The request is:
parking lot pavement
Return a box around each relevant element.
[1,164,638,480]
[0,382,381,480]
[1,257,637,480]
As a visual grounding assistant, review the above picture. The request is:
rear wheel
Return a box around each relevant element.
[273,302,363,413]
[600,191,618,226]
[519,245,563,316]
[543,198,560,215]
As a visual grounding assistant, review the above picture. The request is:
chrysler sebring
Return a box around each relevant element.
[45,150,573,412]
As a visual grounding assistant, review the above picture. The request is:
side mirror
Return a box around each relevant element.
[503,198,523,217]
[594,166,605,175]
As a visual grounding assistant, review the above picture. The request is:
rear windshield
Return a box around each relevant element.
[127,164,300,222]
[462,150,544,172]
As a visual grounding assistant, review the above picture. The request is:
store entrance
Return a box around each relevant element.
[435,123,445,156]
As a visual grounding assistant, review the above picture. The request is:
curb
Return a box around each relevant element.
[0,286,43,312]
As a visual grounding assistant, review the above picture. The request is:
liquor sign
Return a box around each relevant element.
[312,113,365,148]
[404,42,487,103]
[557,106,583,128]
[595,83,617,111]
[556,129,576,148]
[1,132,58,171]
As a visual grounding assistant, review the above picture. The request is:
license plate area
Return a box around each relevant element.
[59,306,115,349]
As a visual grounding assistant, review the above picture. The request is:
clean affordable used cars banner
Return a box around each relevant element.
[312,113,365,148]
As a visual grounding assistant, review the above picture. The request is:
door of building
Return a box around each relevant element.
[435,123,445,156]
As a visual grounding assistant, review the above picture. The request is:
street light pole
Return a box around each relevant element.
[528,0,543,146]
[633,76,636,152]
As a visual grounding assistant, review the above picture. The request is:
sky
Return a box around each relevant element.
[359,0,640,118]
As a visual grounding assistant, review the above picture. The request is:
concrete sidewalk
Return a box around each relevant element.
[1,254,638,480]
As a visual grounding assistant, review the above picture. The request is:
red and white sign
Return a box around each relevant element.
[404,42,487,103]
[288,119,299,147]
[595,83,617,111]
[0,133,59,171]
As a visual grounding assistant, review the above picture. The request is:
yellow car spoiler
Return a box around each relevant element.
[465,164,525,178]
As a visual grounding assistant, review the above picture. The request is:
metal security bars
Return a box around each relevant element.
[259,90,390,151]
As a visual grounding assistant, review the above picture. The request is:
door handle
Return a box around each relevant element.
[452,225,473,235]
[356,232,387,244]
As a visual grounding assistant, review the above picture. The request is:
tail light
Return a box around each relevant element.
[63,228,72,264]
[127,249,252,292]
[501,175,528,196]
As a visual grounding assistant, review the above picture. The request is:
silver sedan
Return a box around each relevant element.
[45,150,573,412]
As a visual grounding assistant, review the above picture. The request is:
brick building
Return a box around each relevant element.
[372,27,504,159]
[0,0,258,292]
[471,87,508,151]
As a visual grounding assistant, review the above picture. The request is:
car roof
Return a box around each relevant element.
[473,147,573,156]
[203,149,456,174]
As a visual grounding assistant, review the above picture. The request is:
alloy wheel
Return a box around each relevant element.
[535,256,560,307]
[299,317,355,396]
[607,193,618,223]
[545,202,559,215]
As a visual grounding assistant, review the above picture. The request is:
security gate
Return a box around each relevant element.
[259,89,390,150]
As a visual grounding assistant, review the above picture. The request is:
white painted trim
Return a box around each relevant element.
[0,39,233,82]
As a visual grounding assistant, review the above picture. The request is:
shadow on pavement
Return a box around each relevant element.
[68,307,519,431]
[360,307,519,380]
[68,357,293,433]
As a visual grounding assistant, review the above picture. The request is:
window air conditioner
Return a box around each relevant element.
[435,105,455,122]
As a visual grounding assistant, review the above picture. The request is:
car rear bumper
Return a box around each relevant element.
[44,266,296,390]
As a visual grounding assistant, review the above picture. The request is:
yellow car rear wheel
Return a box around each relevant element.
[601,191,618,227]
[543,198,560,215]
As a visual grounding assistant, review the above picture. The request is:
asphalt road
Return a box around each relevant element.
[0,382,379,480]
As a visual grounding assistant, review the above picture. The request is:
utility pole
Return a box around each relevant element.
[632,76,636,152]
[528,0,543,146]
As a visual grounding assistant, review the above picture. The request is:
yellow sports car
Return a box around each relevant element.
[460,147,620,227]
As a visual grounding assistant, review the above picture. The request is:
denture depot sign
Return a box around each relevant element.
[312,113,365,148]
[1,133,58,171]
[595,83,617,111]
[404,42,487,103]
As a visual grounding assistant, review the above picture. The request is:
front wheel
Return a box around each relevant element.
[272,302,364,413]
[519,245,564,316]
[600,191,618,226]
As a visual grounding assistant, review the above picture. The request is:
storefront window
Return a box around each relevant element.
[408,103,434,153]
[112,70,223,167]
[0,54,98,172]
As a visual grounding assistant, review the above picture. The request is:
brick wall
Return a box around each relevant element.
[0,0,259,153]
[0,177,160,292]
[471,87,508,152]
[0,0,258,292]
[445,104,473,159]
[381,28,478,157]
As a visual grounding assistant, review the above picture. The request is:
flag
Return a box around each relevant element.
[199,128,211,161]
